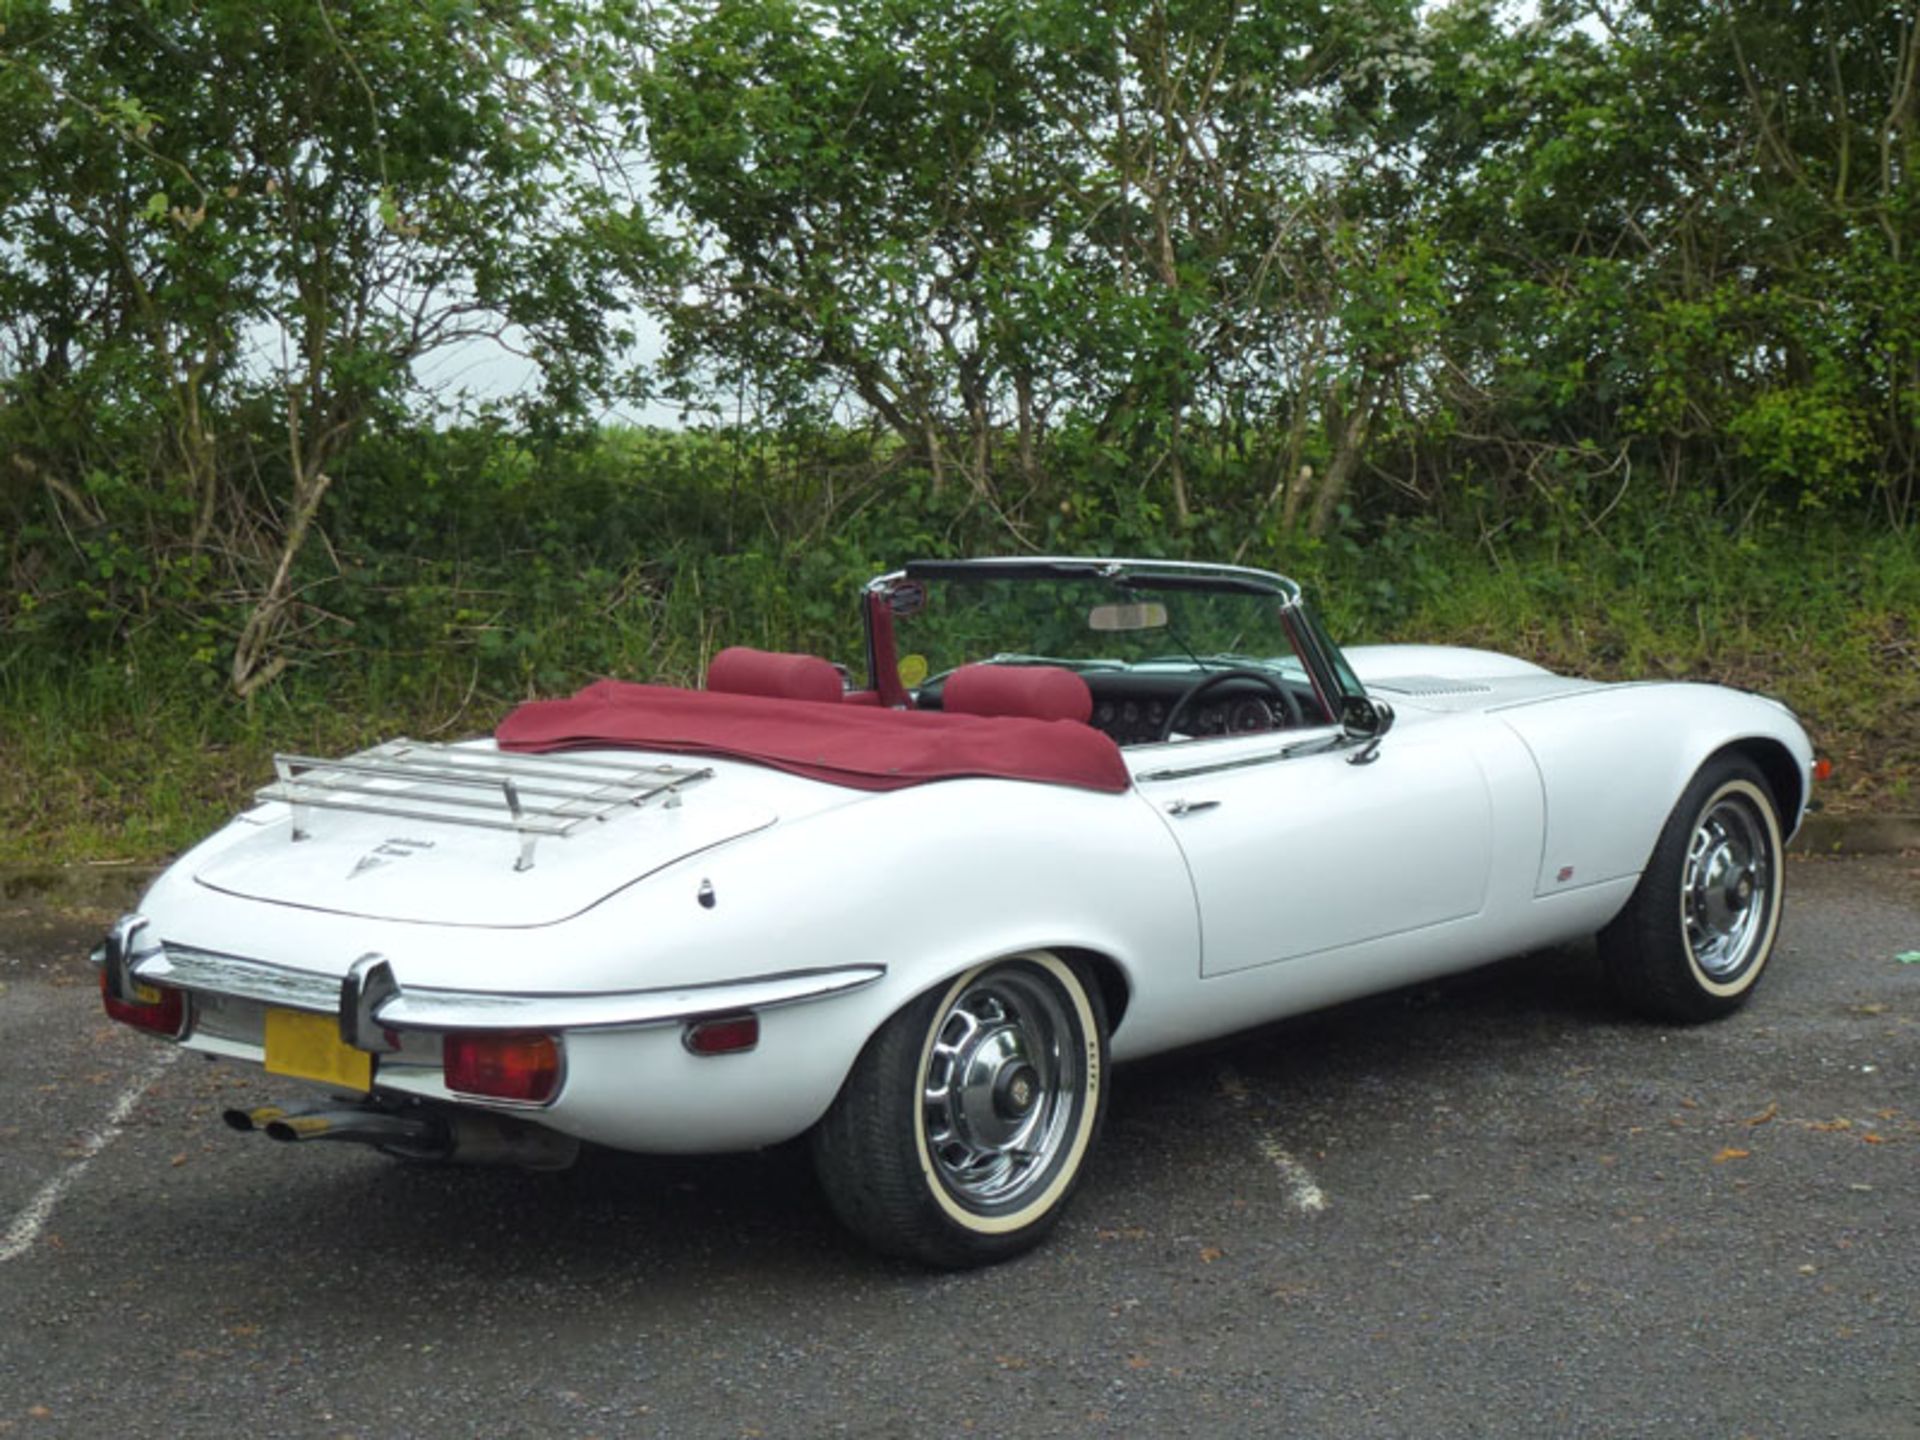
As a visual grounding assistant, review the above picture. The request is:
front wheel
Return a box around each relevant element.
[1601,756,1786,1023]
[811,952,1108,1267]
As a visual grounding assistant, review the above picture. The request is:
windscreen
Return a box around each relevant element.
[887,572,1321,706]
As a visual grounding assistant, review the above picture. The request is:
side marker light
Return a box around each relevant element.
[684,1013,759,1056]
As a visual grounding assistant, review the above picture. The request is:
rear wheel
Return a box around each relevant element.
[1601,756,1785,1022]
[812,952,1108,1267]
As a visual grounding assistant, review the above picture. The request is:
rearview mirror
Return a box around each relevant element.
[1340,695,1394,764]
[1340,694,1394,738]
[1087,602,1168,633]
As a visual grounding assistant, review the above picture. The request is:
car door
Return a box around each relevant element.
[1130,715,1496,976]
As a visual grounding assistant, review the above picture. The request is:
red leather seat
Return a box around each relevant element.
[941,664,1092,724]
[707,647,844,704]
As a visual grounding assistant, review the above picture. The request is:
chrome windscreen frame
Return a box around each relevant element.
[865,554,1368,728]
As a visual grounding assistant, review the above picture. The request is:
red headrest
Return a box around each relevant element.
[941,664,1092,723]
[707,647,843,704]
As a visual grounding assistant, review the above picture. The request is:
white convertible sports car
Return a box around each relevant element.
[97,557,1816,1265]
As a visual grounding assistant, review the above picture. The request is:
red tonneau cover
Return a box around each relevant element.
[496,679,1131,794]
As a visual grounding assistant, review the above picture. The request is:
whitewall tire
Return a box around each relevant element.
[1601,756,1785,1022]
[811,951,1109,1267]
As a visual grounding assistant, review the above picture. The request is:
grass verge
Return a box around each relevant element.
[2,516,1912,867]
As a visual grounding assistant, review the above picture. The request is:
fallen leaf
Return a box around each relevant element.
[1712,1147,1750,1164]
[1807,1118,1853,1132]
[1862,1133,1886,1144]
[27,1409,50,1420]
[169,1153,188,1168]
[1125,1355,1152,1371]
[1199,1246,1224,1264]
[1895,951,1920,964]
[1746,1102,1778,1127]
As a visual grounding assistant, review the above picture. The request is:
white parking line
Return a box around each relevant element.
[1216,1064,1329,1214]
[0,1048,180,1264]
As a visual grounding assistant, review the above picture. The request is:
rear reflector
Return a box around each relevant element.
[683,1013,759,1056]
[1812,758,1833,782]
[100,970,186,1038]
[442,1031,562,1104]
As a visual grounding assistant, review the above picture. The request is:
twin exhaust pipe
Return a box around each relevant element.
[226,1102,443,1149]
[222,1101,578,1170]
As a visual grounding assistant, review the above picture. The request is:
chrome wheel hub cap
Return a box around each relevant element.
[923,970,1079,1209]
[1684,798,1771,979]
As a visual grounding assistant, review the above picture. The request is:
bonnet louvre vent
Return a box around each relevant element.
[1369,676,1496,698]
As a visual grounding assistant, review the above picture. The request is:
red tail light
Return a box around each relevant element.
[100,970,186,1038]
[442,1031,562,1104]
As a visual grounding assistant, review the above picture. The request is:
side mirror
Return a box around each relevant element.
[1340,695,1394,764]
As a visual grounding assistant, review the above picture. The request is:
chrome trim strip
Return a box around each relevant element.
[374,967,886,1031]
[1134,730,1343,782]
[130,933,885,1032]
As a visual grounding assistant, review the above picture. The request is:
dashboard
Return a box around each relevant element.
[1083,671,1311,745]
[917,666,1321,746]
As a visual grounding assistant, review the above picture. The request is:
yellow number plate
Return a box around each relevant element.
[263,1008,372,1091]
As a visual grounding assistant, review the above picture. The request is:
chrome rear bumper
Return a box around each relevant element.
[97,912,884,1037]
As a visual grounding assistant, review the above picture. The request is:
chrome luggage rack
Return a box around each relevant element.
[256,740,714,872]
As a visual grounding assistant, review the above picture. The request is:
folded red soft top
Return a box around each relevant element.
[496,679,1131,794]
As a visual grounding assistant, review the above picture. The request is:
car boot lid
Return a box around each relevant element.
[190,738,854,927]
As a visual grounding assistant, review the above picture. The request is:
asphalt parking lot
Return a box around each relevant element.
[3,854,1916,1439]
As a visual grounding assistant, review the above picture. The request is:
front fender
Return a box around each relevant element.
[1498,683,1813,900]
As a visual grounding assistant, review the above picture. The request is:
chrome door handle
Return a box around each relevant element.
[1166,798,1221,817]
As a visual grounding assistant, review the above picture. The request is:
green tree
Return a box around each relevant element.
[1393,0,1920,527]
[635,0,1433,533]
[0,0,653,690]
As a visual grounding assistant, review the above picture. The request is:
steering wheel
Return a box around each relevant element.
[1158,668,1307,741]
